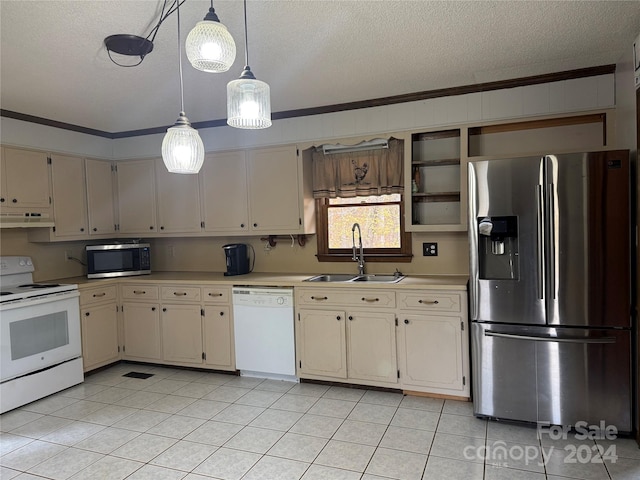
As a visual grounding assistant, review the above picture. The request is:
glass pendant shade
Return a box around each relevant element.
[162,113,205,174]
[227,67,272,129]
[186,15,236,73]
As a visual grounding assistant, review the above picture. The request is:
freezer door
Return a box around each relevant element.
[469,158,546,325]
[545,152,630,328]
[471,323,538,423]
[536,328,631,432]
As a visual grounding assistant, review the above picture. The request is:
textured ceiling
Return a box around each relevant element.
[1,0,639,133]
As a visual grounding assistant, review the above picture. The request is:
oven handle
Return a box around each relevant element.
[0,290,79,310]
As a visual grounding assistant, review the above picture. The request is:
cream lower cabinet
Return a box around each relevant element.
[397,290,470,397]
[296,288,398,387]
[161,304,203,363]
[79,284,120,372]
[202,286,235,371]
[121,285,162,361]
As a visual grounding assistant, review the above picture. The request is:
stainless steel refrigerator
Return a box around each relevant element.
[469,150,632,432]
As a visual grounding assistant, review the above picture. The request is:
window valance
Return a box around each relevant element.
[311,137,404,198]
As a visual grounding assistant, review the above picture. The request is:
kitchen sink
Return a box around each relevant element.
[304,274,358,282]
[350,274,405,283]
[304,274,405,283]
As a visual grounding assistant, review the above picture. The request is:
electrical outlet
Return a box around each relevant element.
[422,242,438,256]
[64,249,72,261]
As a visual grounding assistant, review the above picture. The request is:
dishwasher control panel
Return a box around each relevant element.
[232,287,294,308]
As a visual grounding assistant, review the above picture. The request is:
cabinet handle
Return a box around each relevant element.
[151,307,156,311]
[208,292,223,297]
[240,223,245,228]
[0,197,4,202]
[253,223,258,227]
[12,198,17,203]
[133,290,146,295]
[311,296,328,301]
[404,319,409,324]
[163,307,167,312]
[150,226,154,230]
[418,299,439,305]
[85,312,90,316]
[361,297,380,303]
[92,292,106,298]
[80,228,85,232]
[93,227,98,232]
[160,226,165,230]
[336,315,341,321]
[173,292,187,296]
[348,315,353,321]
[219,311,224,316]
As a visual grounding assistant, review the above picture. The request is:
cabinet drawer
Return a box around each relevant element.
[397,291,461,313]
[297,289,395,308]
[79,285,117,306]
[121,285,159,301]
[202,287,230,304]
[161,286,201,302]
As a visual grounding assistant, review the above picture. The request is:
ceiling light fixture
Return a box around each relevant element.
[161,0,204,174]
[227,0,272,129]
[186,0,236,73]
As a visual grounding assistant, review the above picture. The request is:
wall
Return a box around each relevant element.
[0,73,618,279]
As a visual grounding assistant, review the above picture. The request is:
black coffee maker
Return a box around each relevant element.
[223,243,252,276]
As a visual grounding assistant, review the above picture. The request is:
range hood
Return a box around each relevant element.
[0,213,55,228]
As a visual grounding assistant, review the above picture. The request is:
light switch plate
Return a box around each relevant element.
[423,242,438,256]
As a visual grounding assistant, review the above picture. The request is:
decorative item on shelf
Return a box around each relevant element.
[186,0,236,73]
[413,166,421,192]
[227,0,272,129]
[161,0,204,174]
[411,180,418,193]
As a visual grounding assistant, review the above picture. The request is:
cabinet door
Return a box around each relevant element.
[85,159,116,235]
[247,145,301,233]
[161,304,203,364]
[155,158,202,233]
[1,147,51,208]
[398,314,464,391]
[200,151,249,233]
[81,303,119,371]
[203,305,234,369]
[50,154,88,237]
[122,302,161,360]
[297,309,347,378]
[116,159,157,234]
[346,311,397,383]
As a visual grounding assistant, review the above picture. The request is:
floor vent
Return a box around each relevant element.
[122,372,154,379]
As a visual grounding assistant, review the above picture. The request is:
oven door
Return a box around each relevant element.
[0,292,81,382]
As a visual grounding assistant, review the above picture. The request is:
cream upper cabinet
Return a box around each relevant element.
[200,151,249,233]
[247,145,303,233]
[85,158,117,236]
[116,159,157,234]
[49,154,88,237]
[155,158,202,233]
[346,311,397,384]
[0,147,51,209]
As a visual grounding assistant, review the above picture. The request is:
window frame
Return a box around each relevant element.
[315,195,413,263]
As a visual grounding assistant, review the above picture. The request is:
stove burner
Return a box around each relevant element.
[18,283,61,289]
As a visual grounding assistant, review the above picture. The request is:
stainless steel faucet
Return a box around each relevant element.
[351,222,365,275]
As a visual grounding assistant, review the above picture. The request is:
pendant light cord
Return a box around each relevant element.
[177,0,185,113]
[243,0,249,67]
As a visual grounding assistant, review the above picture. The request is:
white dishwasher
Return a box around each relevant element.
[232,287,296,381]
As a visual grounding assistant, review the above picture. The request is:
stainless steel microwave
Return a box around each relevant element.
[86,243,151,279]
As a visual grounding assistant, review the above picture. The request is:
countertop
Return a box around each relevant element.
[59,271,469,291]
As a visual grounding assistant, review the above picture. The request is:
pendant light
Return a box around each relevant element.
[162,0,204,174]
[227,0,271,129]
[186,0,236,73]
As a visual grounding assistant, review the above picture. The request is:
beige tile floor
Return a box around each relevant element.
[1,363,639,480]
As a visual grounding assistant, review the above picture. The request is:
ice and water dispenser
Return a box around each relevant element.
[477,216,519,280]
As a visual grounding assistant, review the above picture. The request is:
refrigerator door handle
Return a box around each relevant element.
[485,331,616,344]
[547,182,557,300]
[536,185,545,299]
